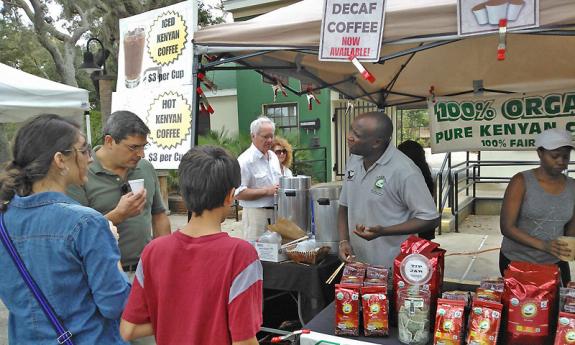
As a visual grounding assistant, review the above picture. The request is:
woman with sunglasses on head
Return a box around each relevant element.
[272,136,294,177]
[0,114,130,344]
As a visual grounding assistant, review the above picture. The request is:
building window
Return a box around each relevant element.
[263,103,298,135]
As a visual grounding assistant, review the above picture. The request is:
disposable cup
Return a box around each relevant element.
[472,3,489,25]
[485,0,509,25]
[128,179,145,193]
[507,0,524,21]
[557,236,575,262]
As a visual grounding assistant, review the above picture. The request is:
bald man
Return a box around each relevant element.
[337,112,440,267]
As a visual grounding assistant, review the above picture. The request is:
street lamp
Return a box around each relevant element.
[79,37,110,75]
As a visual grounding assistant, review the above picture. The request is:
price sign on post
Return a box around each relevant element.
[113,1,195,169]
[319,0,386,62]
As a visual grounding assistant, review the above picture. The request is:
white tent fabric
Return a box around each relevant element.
[195,0,575,106]
[0,63,90,123]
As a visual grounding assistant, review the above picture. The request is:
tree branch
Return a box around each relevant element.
[23,0,71,42]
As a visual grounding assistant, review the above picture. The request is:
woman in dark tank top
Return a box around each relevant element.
[500,128,575,285]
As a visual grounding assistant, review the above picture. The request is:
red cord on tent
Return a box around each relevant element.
[306,86,320,110]
[197,72,217,91]
[497,19,507,61]
[429,85,436,103]
[272,79,287,102]
[348,54,375,83]
[196,86,214,114]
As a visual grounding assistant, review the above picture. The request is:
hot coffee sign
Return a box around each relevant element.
[113,2,195,169]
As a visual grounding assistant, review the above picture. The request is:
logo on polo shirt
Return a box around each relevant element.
[347,170,355,180]
[374,177,385,189]
[371,176,386,195]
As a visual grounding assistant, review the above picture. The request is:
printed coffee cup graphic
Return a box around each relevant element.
[472,0,525,25]
[124,27,146,88]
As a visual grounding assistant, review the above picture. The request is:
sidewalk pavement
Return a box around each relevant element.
[0,213,570,343]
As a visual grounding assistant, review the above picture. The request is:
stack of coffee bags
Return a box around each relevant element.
[335,263,366,336]
[335,263,390,337]
[554,282,575,344]
[503,261,560,345]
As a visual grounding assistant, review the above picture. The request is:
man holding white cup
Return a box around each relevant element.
[69,111,170,268]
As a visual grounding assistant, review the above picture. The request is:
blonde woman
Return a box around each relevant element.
[272,137,293,177]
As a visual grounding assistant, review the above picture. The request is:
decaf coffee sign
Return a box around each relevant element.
[458,0,539,36]
[428,89,575,153]
[117,1,194,91]
[319,0,386,62]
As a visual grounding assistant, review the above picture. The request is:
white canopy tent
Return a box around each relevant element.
[0,63,90,123]
[195,0,575,106]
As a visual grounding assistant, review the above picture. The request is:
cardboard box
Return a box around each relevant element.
[255,242,288,262]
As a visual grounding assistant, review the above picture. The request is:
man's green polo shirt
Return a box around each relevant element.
[68,148,166,266]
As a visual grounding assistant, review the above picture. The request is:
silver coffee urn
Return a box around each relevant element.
[310,182,342,253]
[276,176,311,234]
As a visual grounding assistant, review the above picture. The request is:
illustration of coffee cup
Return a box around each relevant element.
[507,0,525,21]
[485,0,509,25]
[472,3,489,25]
[124,27,146,89]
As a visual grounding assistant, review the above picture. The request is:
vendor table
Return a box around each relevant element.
[262,254,342,324]
[302,302,404,345]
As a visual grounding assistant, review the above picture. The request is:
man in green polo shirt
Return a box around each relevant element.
[69,111,171,272]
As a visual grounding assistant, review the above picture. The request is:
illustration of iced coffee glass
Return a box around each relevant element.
[124,27,146,88]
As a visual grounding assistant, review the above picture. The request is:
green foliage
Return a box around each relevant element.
[397,109,430,147]
[0,123,18,164]
[0,14,57,79]
[87,109,103,144]
[198,129,252,158]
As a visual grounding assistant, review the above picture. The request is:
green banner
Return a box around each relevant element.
[428,90,575,153]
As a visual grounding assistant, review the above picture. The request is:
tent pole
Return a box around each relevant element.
[192,54,201,148]
[202,50,274,70]
[84,111,92,145]
[377,39,460,64]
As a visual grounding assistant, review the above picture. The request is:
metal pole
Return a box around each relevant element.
[84,111,92,145]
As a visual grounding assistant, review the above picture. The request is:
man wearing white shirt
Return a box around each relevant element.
[236,116,282,241]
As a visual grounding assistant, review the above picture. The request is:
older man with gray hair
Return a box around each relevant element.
[236,116,282,241]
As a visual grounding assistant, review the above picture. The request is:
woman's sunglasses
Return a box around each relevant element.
[274,149,287,155]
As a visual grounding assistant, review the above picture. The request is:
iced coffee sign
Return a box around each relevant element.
[428,89,575,153]
[117,1,194,90]
[112,87,193,170]
[458,0,539,36]
[319,0,386,62]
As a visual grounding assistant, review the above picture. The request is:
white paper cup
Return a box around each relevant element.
[558,236,575,262]
[486,0,509,25]
[128,179,145,193]
[472,3,489,25]
[507,0,524,21]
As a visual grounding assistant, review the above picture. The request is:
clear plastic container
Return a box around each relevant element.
[397,285,431,345]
